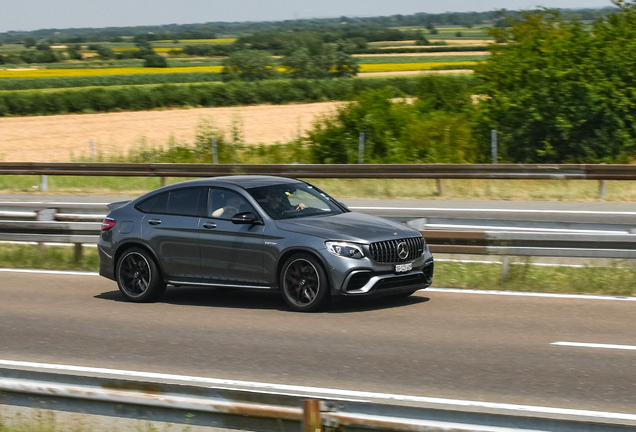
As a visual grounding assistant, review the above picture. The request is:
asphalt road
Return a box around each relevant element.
[1,271,635,415]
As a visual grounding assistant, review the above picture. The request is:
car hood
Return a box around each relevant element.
[275,212,420,243]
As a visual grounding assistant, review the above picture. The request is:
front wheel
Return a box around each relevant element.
[116,247,166,302]
[280,253,329,312]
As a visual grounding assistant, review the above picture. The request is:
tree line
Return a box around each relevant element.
[309,0,636,164]
[0,7,615,45]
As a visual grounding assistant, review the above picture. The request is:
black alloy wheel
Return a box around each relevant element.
[280,253,329,312]
[116,248,166,302]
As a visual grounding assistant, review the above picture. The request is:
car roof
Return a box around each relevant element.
[162,175,302,190]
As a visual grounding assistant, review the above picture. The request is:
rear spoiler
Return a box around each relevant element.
[107,200,130,211]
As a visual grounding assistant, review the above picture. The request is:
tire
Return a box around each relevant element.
[280,253,329,312]
[116,247,166,303]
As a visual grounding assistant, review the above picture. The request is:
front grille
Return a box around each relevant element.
[374,273,427,291]
[369,237,424,263]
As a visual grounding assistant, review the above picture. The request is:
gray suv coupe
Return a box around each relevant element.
[98,176,434,311]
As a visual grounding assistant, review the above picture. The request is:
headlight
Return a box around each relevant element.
[325,241,364,259]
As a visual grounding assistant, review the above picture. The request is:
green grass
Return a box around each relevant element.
[0,244,99,272]
[356,55,488,64]
[0,175,164,196]
[434,261,636,297]
[0,72,222,91]
[0,176,634,202]
[306,178,636,201]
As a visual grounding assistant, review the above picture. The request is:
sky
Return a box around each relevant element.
[0,0,615,33]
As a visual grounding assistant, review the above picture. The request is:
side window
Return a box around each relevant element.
[137,188,203,217]
[166,188,203,216]
[208,188,253,220]
[137,192,168,214]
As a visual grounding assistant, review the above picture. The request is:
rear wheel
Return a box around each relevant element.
[280,254,329,312]
[116,248,166,302]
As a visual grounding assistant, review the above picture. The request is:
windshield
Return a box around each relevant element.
[247,182,345,220]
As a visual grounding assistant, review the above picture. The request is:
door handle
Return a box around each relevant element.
[148,219,162,225]
[203,222,217,229]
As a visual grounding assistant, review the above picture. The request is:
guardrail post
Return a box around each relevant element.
[500,256,510,282]
[599,180,607,198]
[212,138,218,164]
[161,177,167,187]
[303,399,323,432]
[40,175,48,192]
[74,243,83,260]
[89,139,96,162]
[436,178,444,196]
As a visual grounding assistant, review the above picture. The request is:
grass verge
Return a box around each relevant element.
[0,244,99,272]
[1,176,635,201]
[434,261,636,297]
[1,244,635,297]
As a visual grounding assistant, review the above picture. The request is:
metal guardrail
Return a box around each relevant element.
[1,217,636,260]
[1,201,636,260]
[1,162,636,179]
[1,365,635,432]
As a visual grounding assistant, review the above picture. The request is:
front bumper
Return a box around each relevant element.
[342,259,434,295]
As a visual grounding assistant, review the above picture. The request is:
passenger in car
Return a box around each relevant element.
[212,195,243,218]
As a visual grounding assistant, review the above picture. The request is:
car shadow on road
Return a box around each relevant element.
[95,287,430,313]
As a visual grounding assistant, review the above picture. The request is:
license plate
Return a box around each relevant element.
[395,263,412,273]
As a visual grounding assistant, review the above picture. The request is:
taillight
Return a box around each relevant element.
[101,217,116,231]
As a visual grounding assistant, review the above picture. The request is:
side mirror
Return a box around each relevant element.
[231,212,263,225]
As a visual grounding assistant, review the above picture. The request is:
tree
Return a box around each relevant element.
[67,45,82,60]
[24,37,36,48]
[221,50,277,81]
[414,30,429,46]
[283,42,331,79]
[349,37,368,49]
[94,45,115,59]
[282,37,358,79]
[331,40,359,78]
[475,2,636,163]
[143,54,168,67]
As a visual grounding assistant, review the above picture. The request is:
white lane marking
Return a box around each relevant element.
[1,359,635,423]
[0,268,98,276]
[349,206,636,216]
[423,223,629,235]
[552,342,636,351]
[425,288,636,301]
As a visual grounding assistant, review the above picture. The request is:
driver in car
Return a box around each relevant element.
[264,188,306,218]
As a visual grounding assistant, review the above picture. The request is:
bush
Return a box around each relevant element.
[0,75,478,117]
[221,50,277,81]
[307,86,479,164]
[143,54,168,68]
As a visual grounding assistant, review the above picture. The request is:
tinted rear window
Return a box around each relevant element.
[137,188,203,216]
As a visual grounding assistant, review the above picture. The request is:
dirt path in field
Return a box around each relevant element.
[0,102,344,162]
